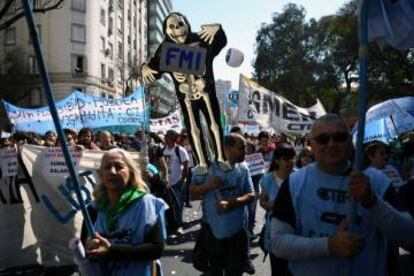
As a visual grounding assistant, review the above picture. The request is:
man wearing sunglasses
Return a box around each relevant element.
[269,114,414,276]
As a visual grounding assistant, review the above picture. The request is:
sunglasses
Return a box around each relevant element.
[313,132,349,145]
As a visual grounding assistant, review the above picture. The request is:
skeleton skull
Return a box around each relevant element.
[165,14,189,44]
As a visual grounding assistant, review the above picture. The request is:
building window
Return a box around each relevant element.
[30,88,43,107]
[117,66,123,85]
[107,67,114,87]
[108,17,114,36]
[108,1,114,13]
[100,8,106,26]
[117,0,123,10]
[118,42,123,59]
[72,0,86,12]
[71,55,87,75]
[4,27,16,45]
[71,24,86,43]
[101,37,105,52]
[118,15,123,34]
[101,63,106,80]
[72,86,85,92]
[127,51,132,66]
[108,42,113,59]
[108,67,114,82]
[28,56,39,74]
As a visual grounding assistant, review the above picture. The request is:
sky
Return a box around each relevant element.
[173,0,352,88]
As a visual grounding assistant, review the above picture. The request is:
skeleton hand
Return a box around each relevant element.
[198,24,220,45]
[140,63,158,85]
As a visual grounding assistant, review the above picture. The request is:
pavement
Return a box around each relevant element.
[161,200,271,276]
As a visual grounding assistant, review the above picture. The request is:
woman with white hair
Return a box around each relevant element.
[82,148,167,275]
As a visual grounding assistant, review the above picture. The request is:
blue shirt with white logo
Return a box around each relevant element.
[191,162,254,239]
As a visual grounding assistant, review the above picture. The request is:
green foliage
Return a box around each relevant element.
[253,0,414,116]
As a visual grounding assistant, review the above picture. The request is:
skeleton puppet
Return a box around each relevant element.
[141,12,228,174]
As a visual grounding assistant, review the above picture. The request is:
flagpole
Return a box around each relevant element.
[22,0,96,236]
[351,0,368,232]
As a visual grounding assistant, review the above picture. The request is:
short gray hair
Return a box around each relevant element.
[310,114,350,137]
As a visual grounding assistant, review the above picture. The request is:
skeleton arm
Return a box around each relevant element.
[140,63,158,86]
[198,24,220,45]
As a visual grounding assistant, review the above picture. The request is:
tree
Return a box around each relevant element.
[253,0,414,115]
[0,0,64,31]
[367,46,414,105]
[253,4,319,106]
[312,1,359,112]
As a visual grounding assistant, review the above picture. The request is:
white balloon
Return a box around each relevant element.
[225,48,244,67]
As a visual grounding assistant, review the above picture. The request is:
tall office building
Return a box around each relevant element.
[0,0,148,110]
[215,79,232,112]
[146,0,175,117]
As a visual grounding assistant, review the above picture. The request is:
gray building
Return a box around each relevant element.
[0,0,148,127]
[146,0,176,118]
[215,79,232,112]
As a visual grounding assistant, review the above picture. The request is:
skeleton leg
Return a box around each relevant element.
[184,98,208,171]
[201,94,230,170]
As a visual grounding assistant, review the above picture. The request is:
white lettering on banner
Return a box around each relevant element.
[160,42,207,75]
[236,74,326,135]
[245,153,266,176]
[0,147,18,177]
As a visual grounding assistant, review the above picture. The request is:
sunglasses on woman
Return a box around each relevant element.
[313,132,349,145]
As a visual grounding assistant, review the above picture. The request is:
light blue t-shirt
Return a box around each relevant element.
[92,194,167,276]
[191,161,254,239]
[259,172,283,251]
[260,172,281,205]
[287,163,392,276]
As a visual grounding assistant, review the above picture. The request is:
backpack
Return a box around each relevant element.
[174,146,182,163]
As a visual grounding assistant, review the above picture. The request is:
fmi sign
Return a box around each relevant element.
[160,42,207,75]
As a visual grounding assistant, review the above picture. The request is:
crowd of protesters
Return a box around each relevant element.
[1,115,414,275]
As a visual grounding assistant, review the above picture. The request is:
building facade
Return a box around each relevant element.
[0,0,148,109]
[146,0,176,118]
[215,79,232,112]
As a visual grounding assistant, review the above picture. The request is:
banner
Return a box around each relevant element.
[149,109,183,134]
[2,88,145,134]
[236,74,326,135]
[0,145,139,267]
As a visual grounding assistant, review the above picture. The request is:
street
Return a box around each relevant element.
[161,200,270,276]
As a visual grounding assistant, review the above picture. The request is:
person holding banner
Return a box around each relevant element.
[259,143,296,276]
[82,149,167,275]
[270,114,414,276]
